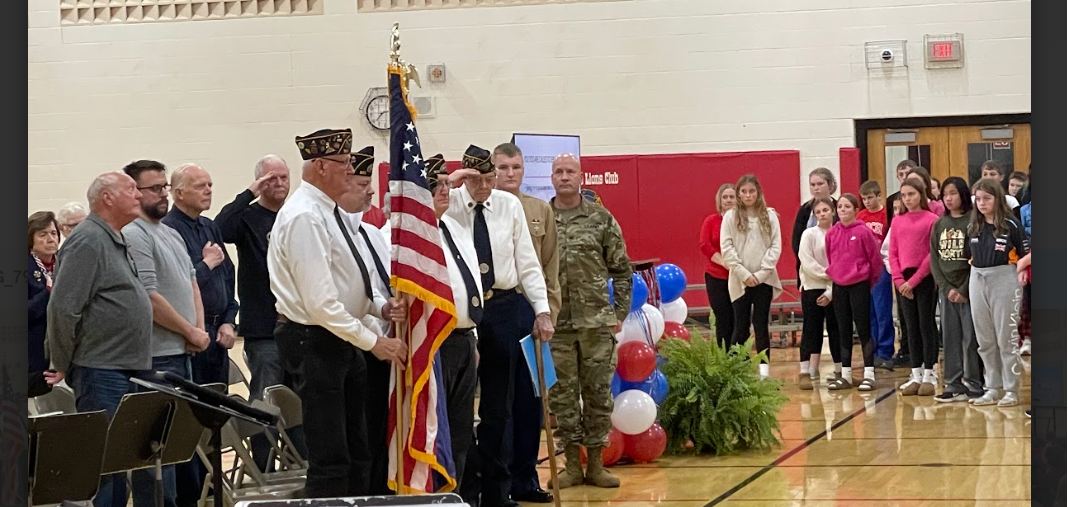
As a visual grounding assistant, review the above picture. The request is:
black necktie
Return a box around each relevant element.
[440,220,483,326]
[473,203,495,293]
[358,226,393,298]
[333,206,374,300]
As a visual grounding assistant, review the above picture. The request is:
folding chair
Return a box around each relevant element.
[261,385,307,471]
[33,384,76,415]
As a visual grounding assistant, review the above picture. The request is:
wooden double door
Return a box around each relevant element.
[866,124,1031,195]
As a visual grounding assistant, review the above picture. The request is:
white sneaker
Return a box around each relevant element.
[998,392,1019,407]
[1019,339,1031,356]
[971,390,999,406]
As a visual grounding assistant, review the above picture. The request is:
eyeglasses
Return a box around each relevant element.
[137,184,171,194]
[321,156,354,173]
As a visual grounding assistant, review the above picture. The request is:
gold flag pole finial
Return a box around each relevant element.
[390,23,421,90]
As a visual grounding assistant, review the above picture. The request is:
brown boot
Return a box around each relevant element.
[583,446,620,488]
[547,444,584,489]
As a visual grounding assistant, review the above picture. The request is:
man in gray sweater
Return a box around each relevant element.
[121,160,211,507]
[46,171,154,507]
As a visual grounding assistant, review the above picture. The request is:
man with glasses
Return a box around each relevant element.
[56,201,88,244]
[268,128,408,498]
[121,159,210,507]
[445,145,554,507]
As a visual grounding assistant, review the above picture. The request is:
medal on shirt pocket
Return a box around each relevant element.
[530,219,544,236]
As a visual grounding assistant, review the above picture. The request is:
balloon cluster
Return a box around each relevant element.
[594,264,688,465]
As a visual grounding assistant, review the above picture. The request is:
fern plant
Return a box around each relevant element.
[657,332,788,456]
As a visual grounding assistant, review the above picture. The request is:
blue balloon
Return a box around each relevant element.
[655,264,687,303]
[610,372,623,398]
[656,355,667,369]
[619,369,669,405]
[648,370,669,405]
[630,274,649,312]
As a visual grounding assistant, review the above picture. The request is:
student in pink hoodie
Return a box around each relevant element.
[824,194,884,391]
[889,179,941,397]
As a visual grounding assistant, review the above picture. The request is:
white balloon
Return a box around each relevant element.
[611,390,658,435]
[641,304,665,344]
[661,298,688,324]
[619,311,649,345]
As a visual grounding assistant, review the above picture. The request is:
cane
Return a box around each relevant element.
[533,339,562,507]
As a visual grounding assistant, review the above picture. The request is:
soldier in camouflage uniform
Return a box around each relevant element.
[546,154,633,489]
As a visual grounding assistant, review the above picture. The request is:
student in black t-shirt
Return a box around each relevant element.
[965,179,1030,408]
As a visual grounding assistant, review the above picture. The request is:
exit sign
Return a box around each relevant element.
[924,34,965,68]
[930,42,957,60]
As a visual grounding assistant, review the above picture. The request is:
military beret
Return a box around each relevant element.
[462,145,493,174]
[426,153,446,192]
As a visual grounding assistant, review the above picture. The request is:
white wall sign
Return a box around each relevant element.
[512,133,581,202]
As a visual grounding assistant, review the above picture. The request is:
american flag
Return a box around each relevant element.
[385,63,458,494]
[0,367,27,506]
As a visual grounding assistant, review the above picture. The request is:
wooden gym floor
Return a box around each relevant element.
[229,336,1032,507]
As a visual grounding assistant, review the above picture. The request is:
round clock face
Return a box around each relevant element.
[365,95,389,131]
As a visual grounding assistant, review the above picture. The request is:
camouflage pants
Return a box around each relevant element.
[548,326,617,449]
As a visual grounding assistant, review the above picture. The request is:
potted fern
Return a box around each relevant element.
[657,333,788,455]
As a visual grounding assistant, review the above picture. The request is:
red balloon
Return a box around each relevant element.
[616,341,657,382]
[623,423,667,463]
[579,429,625,466]
[663,322,691,341]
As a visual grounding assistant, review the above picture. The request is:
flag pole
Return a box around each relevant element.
[389,22,407,496]
[393,319,408,495]
[533,340,562,507]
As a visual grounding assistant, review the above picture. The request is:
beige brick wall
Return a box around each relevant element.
[28,0,1031,215]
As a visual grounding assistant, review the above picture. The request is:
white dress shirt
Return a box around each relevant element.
[446,186,550,315]
[347,210,393,336]
[439,214,484,330]
[268,183,388,351]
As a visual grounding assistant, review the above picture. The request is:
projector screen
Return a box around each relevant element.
[511,133,581,202]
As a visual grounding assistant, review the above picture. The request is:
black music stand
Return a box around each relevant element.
[234,493,467,507]
[28,411,110,506]
[132,371,279,507]
[98,390,205,507]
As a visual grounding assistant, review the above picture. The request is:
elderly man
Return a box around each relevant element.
[216,155,292,401]
[491,142,559,503]
[45,172,153,507]
[121,160,210,507]
[545,154,632,489]
[162,163,239,386]
[340,145,395,495]
[56,201,88,241]
[427,153,483,504]
[215,154,301,471]
[447,145,553,507]
[268,128,407,498]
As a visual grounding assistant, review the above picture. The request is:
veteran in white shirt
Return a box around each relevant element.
[444,144,554,507]
[268,128,406,499]
[421,154,483,504]
[340,144,397,496]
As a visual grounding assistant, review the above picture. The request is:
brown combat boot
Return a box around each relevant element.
[547,444,584,489]
[583,446,620,488]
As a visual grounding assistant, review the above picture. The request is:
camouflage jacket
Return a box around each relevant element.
[551,197,633,329]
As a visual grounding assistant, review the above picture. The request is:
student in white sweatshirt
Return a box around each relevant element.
[796,196,840,389]
[720,174,783,378]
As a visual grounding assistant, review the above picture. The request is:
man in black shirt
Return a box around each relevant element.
[215,154,304,470]
[163,163,240,387]
[216,155,292,399]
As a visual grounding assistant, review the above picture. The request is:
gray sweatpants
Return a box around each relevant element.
[939,293,982,393]
[969,266,1023,394]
